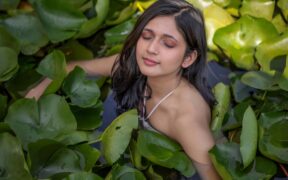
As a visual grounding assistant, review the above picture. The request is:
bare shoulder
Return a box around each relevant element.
[170,81,215,164]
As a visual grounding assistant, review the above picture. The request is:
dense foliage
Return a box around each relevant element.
[0,0,287,179]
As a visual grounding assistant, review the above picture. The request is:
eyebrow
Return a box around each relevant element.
[143,28,178,42]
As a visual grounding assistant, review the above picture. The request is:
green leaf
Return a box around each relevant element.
[214,15,278,70]
[0,47,19,82]
[255,31,288,77]
[211,83,231,133]
[203,4,235,52]
[240,106,258,168]
[241,71,274,90]
[73,143,101,171]
[230,73,256,102]
[62,172,103,180]
[0,133,32,180]
[28,139,84,179]
[2,13,49,55]
[222,100,251,131]
[258,111,288,163]
[130,139,149,170]
[34,0,87,42]
[76,0,109,38]
[137,130,195,177]
[0,0,20,10]
[209,142,277,179]
[106,165,146,180]
[240,0,275,21]
[105,18,136,46]
[37,50,67,94]
[55,131,89,146]
[0,26,20,53]
[4,94,77,149]
[101,109,138,165]
[105,3,136,25]
[62,66,100,108]
[70,104,103,130]
[271,14,287,34]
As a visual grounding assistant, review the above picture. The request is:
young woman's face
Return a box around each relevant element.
[136,15,189,79]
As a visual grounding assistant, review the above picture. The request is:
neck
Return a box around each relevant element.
[147,75,182,98]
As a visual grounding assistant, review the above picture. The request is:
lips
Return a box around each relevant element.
[143,57,159,66]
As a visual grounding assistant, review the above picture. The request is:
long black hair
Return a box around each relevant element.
[112,0,214,114]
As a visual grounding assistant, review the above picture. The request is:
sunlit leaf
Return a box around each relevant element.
[214,15,278,69]
[240,0,275,21]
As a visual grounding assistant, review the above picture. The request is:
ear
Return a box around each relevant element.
[181,50,198,68]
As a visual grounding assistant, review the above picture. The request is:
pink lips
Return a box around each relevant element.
[143,57,159,66]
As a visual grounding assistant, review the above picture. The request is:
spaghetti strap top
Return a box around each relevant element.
[139,85,179,132]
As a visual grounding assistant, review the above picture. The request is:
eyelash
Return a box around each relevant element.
[141,34,175,48]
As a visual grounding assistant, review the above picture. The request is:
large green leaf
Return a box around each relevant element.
[28,139,84,179]
[37,50,67,94]
[272,14,287,34]
[0,47,19,82]
[240,106,258,168]
[211,83,231,133]
[76,0,109,38]
[209,142,277,179]
[4,94,77,149]
[258,111,288,163]
[101,109,138,165]
[0,133,32,180]
[213,15,278,70]
[2,13,49,55]
[33,0,87,42]
[0,26,20,53]
[62,66,100,108]
[203,4,235,52]
[137,130,195,177]
[240,0,275,21]
[106,164,146,180]
[62,172,103,180]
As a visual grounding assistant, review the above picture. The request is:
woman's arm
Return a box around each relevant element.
[25,54,118,100]
[173,113,221,180]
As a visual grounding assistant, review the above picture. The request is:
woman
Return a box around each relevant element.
[26,0,220,179]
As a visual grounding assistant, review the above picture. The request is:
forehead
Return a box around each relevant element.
[144,16,184,40]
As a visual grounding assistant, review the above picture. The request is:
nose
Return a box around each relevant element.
[147,39,159,55]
